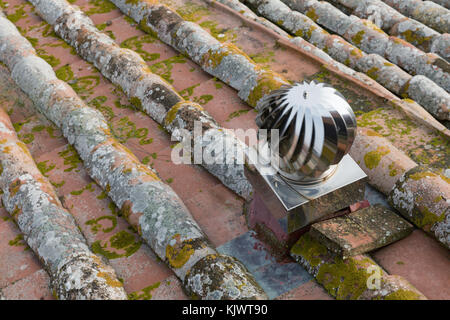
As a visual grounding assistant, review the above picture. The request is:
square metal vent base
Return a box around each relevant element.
[245,155,367,234]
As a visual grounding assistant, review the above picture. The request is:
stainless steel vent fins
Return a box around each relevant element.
[256,81,357,184]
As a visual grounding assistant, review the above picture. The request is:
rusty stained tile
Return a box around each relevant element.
[310,204,414,258]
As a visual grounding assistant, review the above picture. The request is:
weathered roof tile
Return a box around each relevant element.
[310,204,414,258]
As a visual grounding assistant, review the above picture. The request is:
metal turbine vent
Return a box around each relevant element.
[256,81,357,184]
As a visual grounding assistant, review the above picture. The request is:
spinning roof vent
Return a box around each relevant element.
[256,81,357,183]
[245,81,367,238]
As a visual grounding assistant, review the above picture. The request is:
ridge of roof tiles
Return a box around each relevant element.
[0,7,267,300]
[242,0,450,120]
[326,0,449,51]
[0,104,127,299]
[382,0,450,34]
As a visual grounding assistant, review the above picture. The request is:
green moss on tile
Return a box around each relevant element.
[37,160,56,177]
[166,235,195,269]
[111,116,153,145]
[7,5,27,23]
[120,35,160,62]
[226,109,250,122]
[409,171,437,180]
[58,145,82,172]
[249,51,275,65]
[203,43,252,70]
[179,83,200,99]
[384,289,422,300]
[8,234,26,247]
[316,255,375,299]
[247,71,284,107]
[50,179,66,188]
[71,75,101,97]
[18,133,34,144]
[128,282,161,300]
[416,206,445,229]
[85,0,116,15]
[305,8,318,21]
[364,146,390,169]
[86,215,118,234]
[199,20,237,43]
[306,25,317,39]
[213,78,223,89]
[366,67,379,80]
[36,49,60,68]
[70,182,95,196]
[351,30,365,45]
[149,55,186,84]
[400,30,431,46]
[193,94,213,105]
[176,2,210,22]
[89,96,115,121]
[388,163,398,177]
[55,64,73,82]
[291,233,328,268]
[91,230,141,259]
